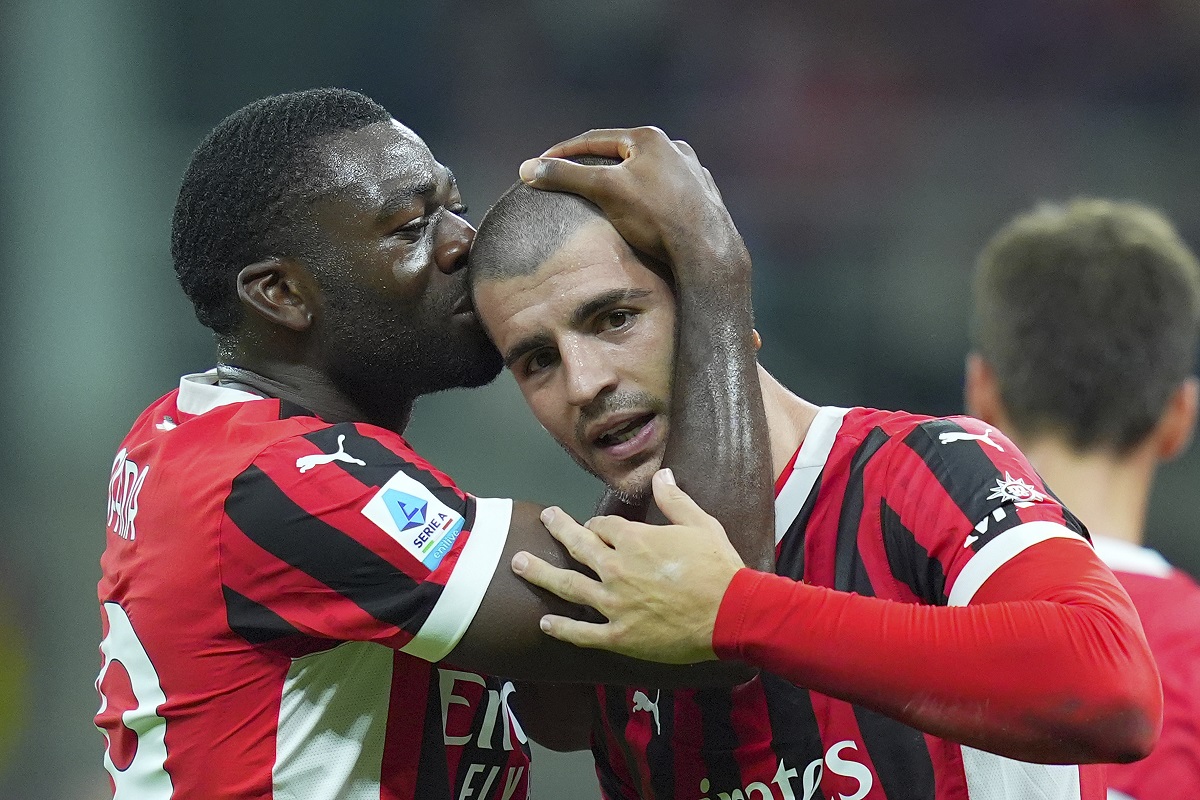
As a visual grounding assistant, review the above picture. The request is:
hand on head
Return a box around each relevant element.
[511,469,745,664]
[518,127,742,272]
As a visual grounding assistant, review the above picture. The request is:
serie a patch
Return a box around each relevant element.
[362,471,465,570]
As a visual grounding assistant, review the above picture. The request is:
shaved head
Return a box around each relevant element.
[469,155,619,289]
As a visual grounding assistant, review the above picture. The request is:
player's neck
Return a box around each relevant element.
[215,361,415,434]
[757,365,821,482]
[1016,436,1155,546]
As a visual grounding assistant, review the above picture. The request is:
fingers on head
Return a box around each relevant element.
[542,128,638,160]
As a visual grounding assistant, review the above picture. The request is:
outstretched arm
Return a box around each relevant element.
[515,473,1160,765]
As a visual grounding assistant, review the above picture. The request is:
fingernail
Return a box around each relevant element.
[539,617,552,633]
[540,506,556,524]
[519,159,542,183]
[512,553,529,573]
[658,468,676,486]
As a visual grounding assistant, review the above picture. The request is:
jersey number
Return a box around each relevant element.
[96,602,174,798]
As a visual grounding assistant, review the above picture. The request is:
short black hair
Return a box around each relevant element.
[469,155,620,288]
[171,88,391,335]
[973,198,1200,453]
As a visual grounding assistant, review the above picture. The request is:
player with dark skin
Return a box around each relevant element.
[205,116,774,683]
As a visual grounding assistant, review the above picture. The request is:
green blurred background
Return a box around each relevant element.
[3,1,1199,796]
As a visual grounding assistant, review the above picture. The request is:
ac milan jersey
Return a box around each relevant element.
[1092,536,1200,799]
[96,371,530,800]
[593,407,1105,800]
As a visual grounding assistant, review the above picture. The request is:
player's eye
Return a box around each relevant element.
[599,309,636,332]
[393,215,431,238]
[524,349,559,376]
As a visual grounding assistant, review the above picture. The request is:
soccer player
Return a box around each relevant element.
[96,90,776,799]
[468,132,1163,800]
[966,198,1200,800]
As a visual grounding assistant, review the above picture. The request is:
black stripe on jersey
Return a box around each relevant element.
[222,585,304,644]
[901,420,1034,553]
[776,474,822,581]
[226,464,440,633]
[591,711,630,800]
[417,665,453,800]
[851,707,935,800]
[598,685,649,799]
[277,399,315,420]
[644,689,675,800]
[834,427,891,595]
[1040,483,1092,542]
[880,500,948,605]
[304,424,468,511]
[693,687,746,797]
[760,672,827,800]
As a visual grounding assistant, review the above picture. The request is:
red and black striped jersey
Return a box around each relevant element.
[592,406,1106,800]
[96,371,530,800]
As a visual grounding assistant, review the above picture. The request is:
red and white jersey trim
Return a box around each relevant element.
[774,406,850,543]
[404,496,512,662]
[949,520,1088,606]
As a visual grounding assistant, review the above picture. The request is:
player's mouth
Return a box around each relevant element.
[588,412,659,460]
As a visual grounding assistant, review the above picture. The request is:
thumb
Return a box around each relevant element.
[519,157,609,197]
[651,469,713,528]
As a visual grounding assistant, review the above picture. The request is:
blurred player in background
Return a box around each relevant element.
[966,198,1200,800]
[468,133,1162,800]
[95,89,776,799]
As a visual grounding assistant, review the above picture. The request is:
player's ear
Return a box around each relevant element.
[1154,376,1198,462]
[964,352,1004,425]
[236,257,318,333]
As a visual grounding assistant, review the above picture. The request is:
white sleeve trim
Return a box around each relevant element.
[401,496,513,662]
[948,520,1087,607]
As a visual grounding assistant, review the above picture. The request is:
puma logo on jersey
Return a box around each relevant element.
[938,427,1004,451]
[632,689,661,734]
[296,434,366,473]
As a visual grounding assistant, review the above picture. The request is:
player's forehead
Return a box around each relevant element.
[310,119,454,209]
[479,225,669,345]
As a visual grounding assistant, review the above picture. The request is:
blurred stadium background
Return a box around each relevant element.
[3,1,1200,796]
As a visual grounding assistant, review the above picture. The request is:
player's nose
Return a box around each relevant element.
[435,209,475,274]
[561,340,618,408]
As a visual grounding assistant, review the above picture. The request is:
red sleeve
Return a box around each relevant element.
[1106,570,1200,795]
[713,536,1162,764]
[218,422,512,662]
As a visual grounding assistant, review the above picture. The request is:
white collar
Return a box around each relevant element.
[1090,534,1173,578]
[176,369,265,416]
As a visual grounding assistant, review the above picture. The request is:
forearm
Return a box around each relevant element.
[656,231,774,572]
[714,568,1161,763]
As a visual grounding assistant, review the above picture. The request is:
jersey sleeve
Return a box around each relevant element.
[879,415,1090,606]
[217,421,512,662]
